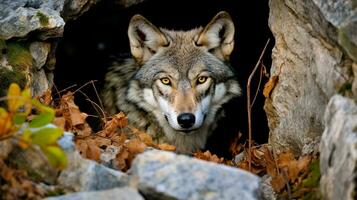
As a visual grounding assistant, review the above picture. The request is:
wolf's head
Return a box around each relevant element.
[126,12,241,143]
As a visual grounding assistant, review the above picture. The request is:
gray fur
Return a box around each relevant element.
[102,12,241,153]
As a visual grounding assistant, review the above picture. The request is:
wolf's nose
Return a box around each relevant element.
[177,113,195,129]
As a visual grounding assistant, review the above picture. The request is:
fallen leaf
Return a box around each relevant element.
[53,117,66,129]
[125,139,146,154]
[115,148,130,171]
[229,132,243,156]
[111,134,127,145]
[157,143,176,151]
[194,150,224,164]
[138,133,153,146]
[263,75,278,98]
[38,89,52,105]
[76,139,88,157]
[93,136,112,148]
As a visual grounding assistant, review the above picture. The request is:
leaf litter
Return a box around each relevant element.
[2,88,317,199]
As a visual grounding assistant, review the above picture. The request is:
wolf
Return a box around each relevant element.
[102,11,241,153]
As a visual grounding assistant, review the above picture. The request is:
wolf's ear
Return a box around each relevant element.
[128,14,169,64]
[196,11,235,61]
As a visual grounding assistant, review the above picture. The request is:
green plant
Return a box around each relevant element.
[0,83,67,169]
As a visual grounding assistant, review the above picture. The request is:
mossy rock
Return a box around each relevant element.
[338,28,357,63]
[291,159,322,200]
[7,41,33,71]
[36,12,49,26]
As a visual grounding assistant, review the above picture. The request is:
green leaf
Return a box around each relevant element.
[32,99,54,113]
[31,127,63,147]
[13,113,26,125]
[29,111,55,128]
[43,145,68,169]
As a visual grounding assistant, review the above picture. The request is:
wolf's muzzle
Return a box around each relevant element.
[177,113,195,129]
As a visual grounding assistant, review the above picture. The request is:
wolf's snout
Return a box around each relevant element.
[177,113,195,129]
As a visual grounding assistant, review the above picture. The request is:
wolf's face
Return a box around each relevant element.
[126,12,241,138]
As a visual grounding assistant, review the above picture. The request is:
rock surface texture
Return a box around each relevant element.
[0,0,97,97]
[129,150,261,200]
[320,95,357,200]
[266,0,357,155]
[45,187,144,200]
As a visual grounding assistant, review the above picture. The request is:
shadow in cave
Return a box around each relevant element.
[54,0,274,158]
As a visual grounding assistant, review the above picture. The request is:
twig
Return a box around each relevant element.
[247,38,270,172]
[90,80,107,123]
[73,80,97,94]
[77,90,106,123]
[250,63,264,108]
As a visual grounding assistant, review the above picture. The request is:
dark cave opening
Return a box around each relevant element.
[54,0,274,158]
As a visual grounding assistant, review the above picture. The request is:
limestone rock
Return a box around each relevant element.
[45,187,144,200]
[57,143,129,192]
[9,145,59,184]
[116,0,146,7]
[0,0,97,97]
[266,0,356,155]
[129,150,261,200]
[320,95,357,200]
[30,42,51,70]
[312,0,357,61]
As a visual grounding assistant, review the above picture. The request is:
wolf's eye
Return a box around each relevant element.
[197,76,208,84]
[161,78,171,85]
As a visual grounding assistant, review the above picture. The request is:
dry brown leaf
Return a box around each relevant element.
[60,92,88,126]
[271,173,288,193]
[194,150,224,164]
[125,139,146,154]
[74,123,92,137]
[53,117,66,129]
[75,139,88,157]
[111,134,127,145]
[138,133,153,146]
[38,89,52,105]
[297,155,312,175]
[68,107,88,126]
[98,112,128,137]
[93,136,112,148]
[157,143,176,151]
[229,132,243,156]
[263,75,278,98]
[115,148,130,171]
[85,139,101,161]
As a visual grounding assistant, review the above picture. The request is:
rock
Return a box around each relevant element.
[30,42,51,70]
[9,145,59,184]
[31,68,50,97]
[57,145,129,192]
[259,175,276,200]
[116,0,146,7]
[62,0,97,21]
[265,0,356,155]
[0,0,97,97]
[0,0,98,40]
[0,4,65,40]
[312,0,357,62]
[100,145,120,169]
[45,187,144,200]
[57,131,76,152]
[319,95,357,200]
[7,125,72,184]
[129,150,261,200]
